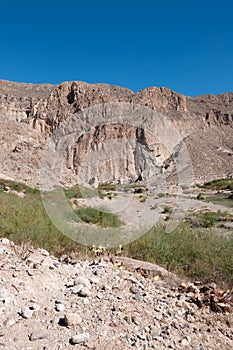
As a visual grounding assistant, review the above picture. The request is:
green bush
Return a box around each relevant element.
[157,192,166,198]
[198,211,220,228]
[0,179,40,195]
[203,178,233,190]
[197,192,205,200]
[75,207,123,228]
[98,183,117,191]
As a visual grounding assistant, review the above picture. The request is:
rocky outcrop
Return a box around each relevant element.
[0,80,232,188]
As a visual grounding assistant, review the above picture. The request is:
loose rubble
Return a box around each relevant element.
[0,237,232,349]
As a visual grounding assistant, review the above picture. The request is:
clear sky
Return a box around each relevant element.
[0,0,232,96]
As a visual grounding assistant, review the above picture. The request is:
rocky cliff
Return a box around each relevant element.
[0,80,232,188]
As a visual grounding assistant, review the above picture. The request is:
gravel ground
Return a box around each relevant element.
[0,238,232,350]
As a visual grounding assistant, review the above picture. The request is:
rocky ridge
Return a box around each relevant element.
[0,80,232,188]
[0,238,232,350]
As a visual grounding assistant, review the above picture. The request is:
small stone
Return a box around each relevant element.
[96,293,103,300]
[90,276,100,284]
[187,314,195,323]
[56,304,65,312]
[64,312,82,327]
[0,289,8,301]
[55,298,65,304]
[39,248,50,256]
[180,338,190,346]
[30,298,38,303]
[83,298,90,305]
[78,287,91,297]
[70,333,89,344]
[74,277,91,289]
[0,238,11,246]
[21,307,34,319]
[137,334,146,340]
[151,332,160,340]
[130,286,139,295]
[72,286,83,294]
[26,269,34,276]
[31,304,40,312]
[29,333,48,341]
[66,279,75,287]
[3,316,16,328]
[51,316,60,326]
[132,315,141,326]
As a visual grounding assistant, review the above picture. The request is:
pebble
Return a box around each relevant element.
[64,312,82,327]
[56,303,65,312]
[70,333,90,344]
[137,333,147,340]
[31,303,40,312]
[66,279,75,287]
[78,287,91,297]
[29,332,48,341]
[187,314,195,323]
[39,248,50,256]
[90,276,100,284]
[20,307,34,319]
[74,277,91,289]
[3,316,16,328]
[0,238,11,246]
[26,269,34,276]
[71,285,83,294]
[55,298,65,305]
[0,289,8,301]
[130,286,139,295]
[180,337,191,346]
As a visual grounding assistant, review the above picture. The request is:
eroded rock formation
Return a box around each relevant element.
[0,80,232,188]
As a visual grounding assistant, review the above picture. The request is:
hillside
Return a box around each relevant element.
[0,80,232,188]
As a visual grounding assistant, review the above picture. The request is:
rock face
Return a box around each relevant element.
[0,80,232,188]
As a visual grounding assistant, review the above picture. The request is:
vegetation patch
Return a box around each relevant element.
[0,180,233,287]
[0,179,40,195]
[75,207,123,228]
[0,191,79,256]
[201,178,233,191]
[98,183,117,191]
[119,223,233,287]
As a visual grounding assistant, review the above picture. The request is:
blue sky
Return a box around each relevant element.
[0,0,232,96]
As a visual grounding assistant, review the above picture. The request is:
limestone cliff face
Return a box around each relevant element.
[0,80,232,188]
[65,123,168,186]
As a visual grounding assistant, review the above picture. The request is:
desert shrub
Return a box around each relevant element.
[197,192,205,200]
[198,211,220,228]
[157,192,166,198]
[203,178,233,190]
[98,183,117,191]
[0,179,40,195]
[162,206,172,214]
[75,207,123,228]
